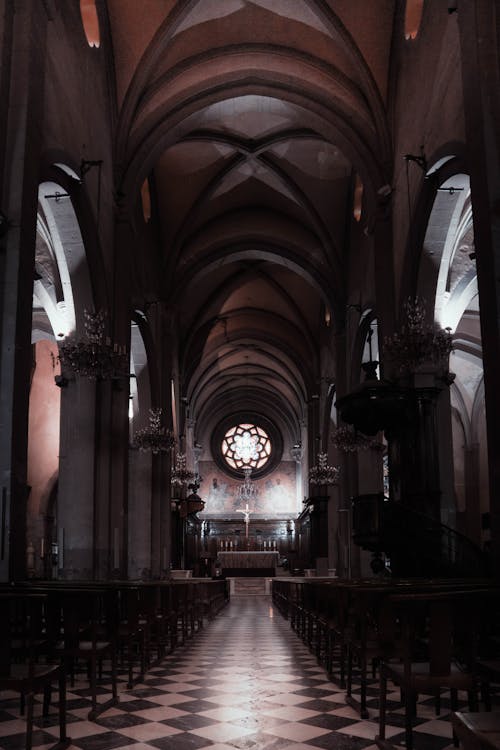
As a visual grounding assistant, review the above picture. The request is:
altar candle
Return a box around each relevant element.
[40,538,45,558]
[263,540,267,549]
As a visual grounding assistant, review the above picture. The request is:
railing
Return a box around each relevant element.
[352,494,489,578]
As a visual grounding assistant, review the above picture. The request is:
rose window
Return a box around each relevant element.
[221,423,272,471]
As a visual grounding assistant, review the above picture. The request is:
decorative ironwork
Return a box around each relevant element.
[59,309,128,380]
[171,452,195,487]
[131,408,175,454]
[384,296,453,374]
[331,425,377,452]
[309,453,340,486]
[222,423,271,470]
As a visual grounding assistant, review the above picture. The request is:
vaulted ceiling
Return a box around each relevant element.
[108,0,397,445]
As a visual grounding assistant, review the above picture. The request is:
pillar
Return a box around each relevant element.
[0,2,51,580]
[458,1,500,575]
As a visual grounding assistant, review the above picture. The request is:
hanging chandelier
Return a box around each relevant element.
[59,309,128,380]
[384,296,453,374]
[237,467,259,504]
[171,452,195,487]
[131,408,175,454]
[331,425,377,452]
[309,453,340,486]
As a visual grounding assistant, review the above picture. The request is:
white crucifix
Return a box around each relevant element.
[237,502,253,539]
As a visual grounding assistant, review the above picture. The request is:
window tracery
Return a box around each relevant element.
[221,423,272,471]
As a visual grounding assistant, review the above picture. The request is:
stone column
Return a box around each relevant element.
[104,210,133,580]
[128,449,152,579]
[146,302,174,578]
[57,378,96,579]
[458,1,500,574]
[464,443,481,546]
[0,2,51,581]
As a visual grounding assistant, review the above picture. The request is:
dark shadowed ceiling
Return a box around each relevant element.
[108,0,396,446]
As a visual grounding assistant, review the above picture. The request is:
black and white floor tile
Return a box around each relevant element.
[0,595,491,750]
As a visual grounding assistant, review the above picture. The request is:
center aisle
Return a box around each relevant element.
[106,595,451,750]
[0,595,460,750]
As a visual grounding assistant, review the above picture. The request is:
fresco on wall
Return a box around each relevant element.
[199,460,297,515]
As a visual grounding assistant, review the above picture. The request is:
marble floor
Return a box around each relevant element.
[0,595,476,750]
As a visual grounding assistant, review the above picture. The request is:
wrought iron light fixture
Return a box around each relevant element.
[384,296,453,374]
[237,467,259,504]
[59,309,128,380]
[171,452,195,487]
[309,453,340,486]
[131,408,175,454]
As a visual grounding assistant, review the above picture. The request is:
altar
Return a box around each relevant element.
[217,550,280,577]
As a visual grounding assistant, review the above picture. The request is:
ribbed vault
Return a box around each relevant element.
[106,0,396,456]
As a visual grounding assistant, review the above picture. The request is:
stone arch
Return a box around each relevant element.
[32,171,98,579]
[28,179,95,577]
[415,166,487,541]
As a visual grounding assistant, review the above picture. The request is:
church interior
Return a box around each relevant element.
[1,2,500,750]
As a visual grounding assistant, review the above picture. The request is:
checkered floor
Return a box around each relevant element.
[0,595,486,750]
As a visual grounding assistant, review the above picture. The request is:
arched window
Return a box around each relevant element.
[141,180,152,223]
[405,0,424,40]
[353,173,363,222]
[29,178,93,578]
[420,172,487,535]
[80,0,100,48]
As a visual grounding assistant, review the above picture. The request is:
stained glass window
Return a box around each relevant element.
[221,423,272,470]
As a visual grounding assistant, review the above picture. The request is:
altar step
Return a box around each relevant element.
[228,577,271,596]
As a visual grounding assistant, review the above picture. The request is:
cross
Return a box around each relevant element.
[237,503,253,540]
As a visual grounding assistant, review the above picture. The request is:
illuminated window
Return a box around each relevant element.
[353,173,363,222]
[222,423,272,471]
[80,0,100,48]
[141,180,151,223]
[405,0,424,40]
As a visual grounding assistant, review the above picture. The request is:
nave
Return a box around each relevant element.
[0,595,471,750]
